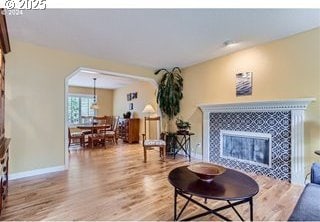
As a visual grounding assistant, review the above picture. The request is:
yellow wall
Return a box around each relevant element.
[181,28,320,170]
[113,81,158,141]
[6,40,154,174]
[68,86,114,117]
[6,28,320,175]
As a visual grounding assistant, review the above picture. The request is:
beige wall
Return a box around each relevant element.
[113,81,158,140]
[6,40,155,174]
[181,28,320,171]
[68,86,114,117]
[6,28,320,175]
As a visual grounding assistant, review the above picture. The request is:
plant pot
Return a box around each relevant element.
[165,133,176,154]
[177,127,189,133]
[177,130,189,134]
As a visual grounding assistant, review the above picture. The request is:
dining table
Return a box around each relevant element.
[76,124,111,131]
[76,124,112,147]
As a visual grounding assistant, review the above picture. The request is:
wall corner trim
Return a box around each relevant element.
[9,165,66,180]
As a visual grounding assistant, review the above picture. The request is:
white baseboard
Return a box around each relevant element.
[191,153,203,160]
[177,150,202,160]
[9,165,66,180]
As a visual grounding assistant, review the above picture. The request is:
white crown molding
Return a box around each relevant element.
[199,98,316,113]
[199,98,316,185]
[9,165,66,180]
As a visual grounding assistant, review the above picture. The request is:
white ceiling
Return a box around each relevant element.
[68,69,140,89]
[7,9,320,69]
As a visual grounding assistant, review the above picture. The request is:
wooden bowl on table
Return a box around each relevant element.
[187,162,226,182]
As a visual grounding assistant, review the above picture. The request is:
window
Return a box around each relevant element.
[68,94,96,124]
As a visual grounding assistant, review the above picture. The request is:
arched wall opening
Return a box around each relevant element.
[64,67,159,168]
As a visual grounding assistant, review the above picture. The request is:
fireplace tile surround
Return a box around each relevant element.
[199,98,315,185]
[210,111,291,181]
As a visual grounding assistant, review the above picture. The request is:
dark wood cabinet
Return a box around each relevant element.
[0,10,10,215]
[118,118,140,144]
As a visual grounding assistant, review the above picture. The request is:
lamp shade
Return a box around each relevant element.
[142,104,155,114]
[90,103,99,110]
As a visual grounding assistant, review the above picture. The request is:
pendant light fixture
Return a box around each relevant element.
[90,77,99,110]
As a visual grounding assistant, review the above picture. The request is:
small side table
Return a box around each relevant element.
[173,131,194,162]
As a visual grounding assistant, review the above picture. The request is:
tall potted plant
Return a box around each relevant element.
[155,67,183,153]
[155,67,183,122]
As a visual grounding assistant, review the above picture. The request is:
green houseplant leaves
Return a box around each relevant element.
[155,67,183,120]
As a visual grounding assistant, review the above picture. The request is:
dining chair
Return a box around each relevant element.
[142,116,166,162]
[105,116,114,130]
[68,127,84,151]
[94,116,112,132]
[79,116,94,145]
[88,117,109,148]
[105,116,119,144]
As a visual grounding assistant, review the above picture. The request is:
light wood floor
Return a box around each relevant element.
[1,142,303,221]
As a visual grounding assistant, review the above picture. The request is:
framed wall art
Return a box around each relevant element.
[131,92,138,99]
[127,93,131,101]
[129,103,133,110]
[236,72,252,96]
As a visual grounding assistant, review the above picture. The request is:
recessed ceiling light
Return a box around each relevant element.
[223,40,237,47]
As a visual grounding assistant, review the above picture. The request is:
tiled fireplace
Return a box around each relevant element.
[199,98,314,185]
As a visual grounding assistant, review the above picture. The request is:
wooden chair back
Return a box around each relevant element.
[93,116,108,125]
[144,116,162,140]
[112,116,119,132]
[68,127,84,148]
[68,127,71,139]
[105,116,119,144]
[88,118,109,148]
[142,116,166,162]
[106,116,114,128]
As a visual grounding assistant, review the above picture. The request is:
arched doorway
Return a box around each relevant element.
[64,67,159,168]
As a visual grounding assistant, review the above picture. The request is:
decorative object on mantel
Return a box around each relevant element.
[187,162,226,182]
[90,78,99,110]
[236,72,252,96]
[176,118,191,133]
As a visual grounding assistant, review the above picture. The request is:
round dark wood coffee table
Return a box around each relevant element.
[168,165,259,221]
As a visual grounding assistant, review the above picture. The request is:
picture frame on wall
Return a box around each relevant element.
[127,93,131,101]
[236,72,253,96]
[129,103,133,110]
[131,92,138,99]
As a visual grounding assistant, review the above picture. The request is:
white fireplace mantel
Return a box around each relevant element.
[199,98,315,185]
